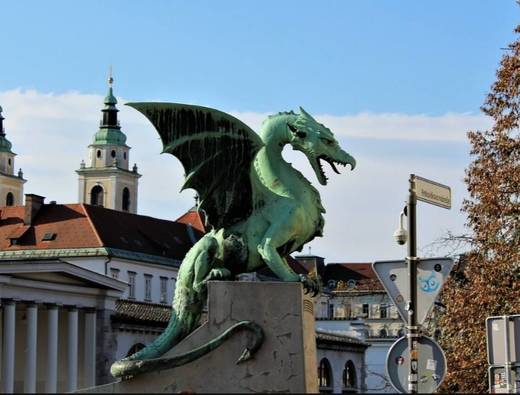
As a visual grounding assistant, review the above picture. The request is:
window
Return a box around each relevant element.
[362,304,369,317]
[90,185,104,207]
[111,150,116,158]
[7,158,11,166]
[320,302,328,319]
[328,303,334,319]
[380,304,388,319]
[318,358,333,392]
[123,152,127,160]
[5,192,14,206]
[96,150,101,158]
[144,274,153,302]
[160,277,168,304]
[379,328,388,338]
[122,187,130,212]
[343,360,357,392]
[128,271,136,299]
[42,232,57,241]
[344,303,352,319]
[110,268,120,280]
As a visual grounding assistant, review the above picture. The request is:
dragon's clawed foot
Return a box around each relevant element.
[299,274,321,297]
[204,268,232,284]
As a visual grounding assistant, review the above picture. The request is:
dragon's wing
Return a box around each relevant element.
[128,102,264,230]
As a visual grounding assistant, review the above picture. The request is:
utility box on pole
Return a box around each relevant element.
[487,315,520,393]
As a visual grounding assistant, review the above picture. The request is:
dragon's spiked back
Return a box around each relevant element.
[127,102,264,230]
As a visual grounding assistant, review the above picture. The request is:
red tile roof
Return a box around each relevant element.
[325,262,384,292]
[114,299,172,327]
[0,203,203,261]
[175,207,206,233]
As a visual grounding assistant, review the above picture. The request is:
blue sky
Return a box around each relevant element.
[1,1,516,114]
[0,2,516,261]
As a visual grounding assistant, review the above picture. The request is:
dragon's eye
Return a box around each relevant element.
[287,123,306,138]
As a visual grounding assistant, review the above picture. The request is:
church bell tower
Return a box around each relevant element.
[0,105,26,206]
[76,74,141,213]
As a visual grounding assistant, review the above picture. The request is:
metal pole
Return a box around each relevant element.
[504,316,513,393]
[407,174,419,393]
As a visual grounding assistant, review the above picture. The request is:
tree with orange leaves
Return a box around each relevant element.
[438,25,520,393]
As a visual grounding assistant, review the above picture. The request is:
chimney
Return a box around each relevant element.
[24,194,45,225]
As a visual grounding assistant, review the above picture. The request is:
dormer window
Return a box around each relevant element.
[42,232,57,241]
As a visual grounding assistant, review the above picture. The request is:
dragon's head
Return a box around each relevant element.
[287,107,356,185]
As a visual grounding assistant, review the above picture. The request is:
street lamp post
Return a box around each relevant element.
[407,175,419,394]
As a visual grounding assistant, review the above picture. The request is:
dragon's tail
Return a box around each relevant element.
[110,320,264,378]
[110,234,219,378]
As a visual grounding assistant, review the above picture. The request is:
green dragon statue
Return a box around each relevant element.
[110,103,356,378]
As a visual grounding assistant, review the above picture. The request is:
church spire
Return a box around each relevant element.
[101,67,120,129]
[93,69,127,146]
[77,71,140,213]
[0,106,13,153]
[0,105,4,135]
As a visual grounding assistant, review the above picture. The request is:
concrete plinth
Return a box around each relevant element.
[78,281,318,393]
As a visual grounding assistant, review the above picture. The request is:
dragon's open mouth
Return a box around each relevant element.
[315,154,355,185]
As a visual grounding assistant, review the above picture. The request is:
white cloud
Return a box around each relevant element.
[0,89,478,261]
[231,111,492,142]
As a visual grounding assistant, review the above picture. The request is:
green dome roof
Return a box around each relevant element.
[93,128,127,145]
[0,136,13,153]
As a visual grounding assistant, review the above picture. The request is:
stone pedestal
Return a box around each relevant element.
[79,281,318,393]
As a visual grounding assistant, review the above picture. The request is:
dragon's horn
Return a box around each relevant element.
[299,106,315,120]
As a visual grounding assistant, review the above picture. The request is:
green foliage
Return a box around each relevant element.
[438,24,520,394]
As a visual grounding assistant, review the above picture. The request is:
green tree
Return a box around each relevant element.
[438,25,520,393]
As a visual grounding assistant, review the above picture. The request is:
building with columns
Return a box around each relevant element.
[76,77,140,213]
[0,106,26,207]
[0,260,126,393]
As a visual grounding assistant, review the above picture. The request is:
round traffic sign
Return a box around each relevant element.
[386,335,446,393]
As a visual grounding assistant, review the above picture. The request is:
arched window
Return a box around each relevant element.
[343,360,357,392]
[318,358,333,392]
[111,150,116,158]
[5,192,14,206]
[96,150,101,158]
[125,343,145,358]
[122,187,130,212]
[90,185,104,207]
[123,152,127,160]
[379,328,388,338]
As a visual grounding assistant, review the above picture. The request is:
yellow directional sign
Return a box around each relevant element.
[412,175,451,209]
